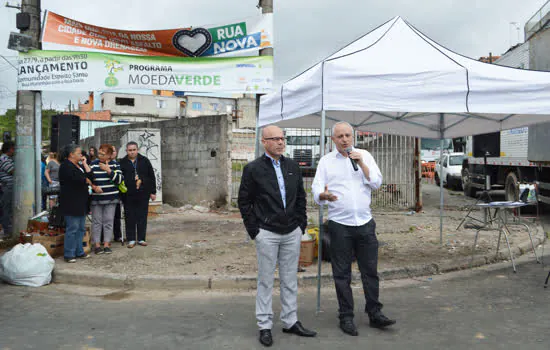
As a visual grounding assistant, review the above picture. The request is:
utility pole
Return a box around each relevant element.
[13,0,42,235]
[254,0,273,158]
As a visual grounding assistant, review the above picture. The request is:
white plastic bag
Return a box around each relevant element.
[0,243,55,287]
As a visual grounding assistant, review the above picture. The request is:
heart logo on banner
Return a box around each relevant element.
[172,28,212,57]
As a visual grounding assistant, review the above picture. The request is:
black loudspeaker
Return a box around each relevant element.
[50,114,80,153]
[473,132,500,158]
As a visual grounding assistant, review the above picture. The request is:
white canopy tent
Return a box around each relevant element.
[258,16,550,312]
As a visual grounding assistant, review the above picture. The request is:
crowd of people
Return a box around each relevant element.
[2,123,392,345]
[0,141,157,263]
[59,142,157,262]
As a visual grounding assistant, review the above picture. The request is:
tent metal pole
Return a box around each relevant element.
[439,113,444,245]
[316,109,326,314]
[439,138,444,245]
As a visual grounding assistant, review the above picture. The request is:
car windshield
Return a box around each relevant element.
[449,155,464,166]
[286,136,321,145]
[421,138,452,150]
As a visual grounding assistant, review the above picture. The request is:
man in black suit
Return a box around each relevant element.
[119,141,156,248]
[238,125,317,347]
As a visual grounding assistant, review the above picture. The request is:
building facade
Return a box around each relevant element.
[100,91,257,128]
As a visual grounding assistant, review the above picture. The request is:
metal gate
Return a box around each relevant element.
[231,129,417,209]
[358,133,416,209]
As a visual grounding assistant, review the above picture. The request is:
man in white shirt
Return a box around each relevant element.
[312,122,396,336]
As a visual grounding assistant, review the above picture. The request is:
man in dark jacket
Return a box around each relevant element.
[238,125,316,347]
[119,141,157,248]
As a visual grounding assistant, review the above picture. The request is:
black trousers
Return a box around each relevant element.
[113,203,121,241]
[124,195,149,242]
[328,219,383,320]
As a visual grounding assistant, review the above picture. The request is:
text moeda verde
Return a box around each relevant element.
[128,74,221,86]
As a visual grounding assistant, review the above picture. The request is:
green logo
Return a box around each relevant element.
[104,59,123,87]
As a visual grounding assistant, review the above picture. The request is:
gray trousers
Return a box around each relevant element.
[255,227,301,330]
[91,203,117,244]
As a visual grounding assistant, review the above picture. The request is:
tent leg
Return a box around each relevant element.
[440,139,444,245]
[316,110,326,315]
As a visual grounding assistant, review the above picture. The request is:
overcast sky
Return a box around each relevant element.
[0,0,547,113]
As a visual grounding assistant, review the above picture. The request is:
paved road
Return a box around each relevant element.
[1,255,550,350]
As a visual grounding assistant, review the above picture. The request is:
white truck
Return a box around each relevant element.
[284,128,328,175]
[420,138,453,162]
[461,123,550,204]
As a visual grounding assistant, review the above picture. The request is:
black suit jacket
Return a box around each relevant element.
[119,154,157,197]
[58,160,93,216]
[238,154,307,239]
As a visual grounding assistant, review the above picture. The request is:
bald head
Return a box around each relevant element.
[332,122,353,136]
[261,125,286,160]
[262,125,283,139]
[331,122,354,155]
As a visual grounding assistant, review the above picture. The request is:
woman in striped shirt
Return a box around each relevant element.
[90,144,124,254]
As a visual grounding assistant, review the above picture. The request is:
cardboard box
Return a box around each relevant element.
[299,240,316,266]
[27,219,48,233]
[82,228,91,255]
[20,229,91,257]
[31,233,65,258]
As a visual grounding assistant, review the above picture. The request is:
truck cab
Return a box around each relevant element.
[435,152,465,190]
[420,138,453,163]
[284,128,328,176]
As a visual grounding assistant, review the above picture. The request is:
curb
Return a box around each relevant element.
[52,235,546,291]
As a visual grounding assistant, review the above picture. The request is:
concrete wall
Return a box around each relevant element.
[101,92,185,119]
[184,95,257,130]
[80,115,232,208]
[231,130,256,161]
[529,27,550,71]
[111,114,172,123]
[185,95,236,118]
[236,96,257,129]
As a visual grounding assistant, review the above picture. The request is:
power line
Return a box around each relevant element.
[0,84,15,94]
[0,54,18,71]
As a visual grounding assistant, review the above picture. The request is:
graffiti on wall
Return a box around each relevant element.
[120,128,163,203]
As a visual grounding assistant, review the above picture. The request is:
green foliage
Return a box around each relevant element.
[0,108,57,141]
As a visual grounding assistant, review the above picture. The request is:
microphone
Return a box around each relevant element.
[345,147,359,171]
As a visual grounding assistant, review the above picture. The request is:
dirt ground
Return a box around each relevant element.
[56,183,547,277]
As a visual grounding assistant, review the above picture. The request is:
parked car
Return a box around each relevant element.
[435,152,464,190]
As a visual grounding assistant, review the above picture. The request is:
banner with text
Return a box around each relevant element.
[42,11,273,57]
[17,50,273,93]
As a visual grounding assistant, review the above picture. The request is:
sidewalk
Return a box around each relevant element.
[52,184,548,290]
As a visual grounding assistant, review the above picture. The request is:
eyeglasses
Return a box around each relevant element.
[263,137,286,142]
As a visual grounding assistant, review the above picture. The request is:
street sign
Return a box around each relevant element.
[7,31,32,52]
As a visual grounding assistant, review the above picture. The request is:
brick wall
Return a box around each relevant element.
[67,110,112,121]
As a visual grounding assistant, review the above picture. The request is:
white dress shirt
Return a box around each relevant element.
[312,148,382,226]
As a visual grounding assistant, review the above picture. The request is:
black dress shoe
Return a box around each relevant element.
[259,329,273,347]
[282,321,317,337]
[369,311,396,329]
[339,319,358,336]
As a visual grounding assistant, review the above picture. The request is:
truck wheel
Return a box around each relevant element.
[435,172,440,186]
[505,172,519,202]
[446,175,455,190]
[462,168,477,197]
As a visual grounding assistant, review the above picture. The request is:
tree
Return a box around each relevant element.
[0,108,57,142]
